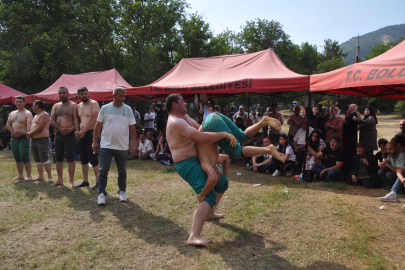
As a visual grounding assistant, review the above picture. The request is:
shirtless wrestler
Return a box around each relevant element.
[6,96,33,180]
[74,87,100,190]
[166,94,237,247]
[27,100,52,182]
[50,87,77,187]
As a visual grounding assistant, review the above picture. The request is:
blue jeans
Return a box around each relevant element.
[391,178,405,193]
[98,148,128,195]
[312,164,346,181]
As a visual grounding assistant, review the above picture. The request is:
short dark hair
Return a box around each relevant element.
[330,135,342,144]
[58,86,68,92]
[378,138,388,146]
[15,96,25,102]
[393,134,405,146]
[33,100,45,110]
[166,94,181,113]
[270,104,277,108]
[77,87,88,95]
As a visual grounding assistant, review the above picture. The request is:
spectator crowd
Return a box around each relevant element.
[2,92,405,208]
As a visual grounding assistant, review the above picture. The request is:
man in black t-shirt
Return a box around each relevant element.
[375,138,388,163]
[308,135,347,181]
[153,103,167,131]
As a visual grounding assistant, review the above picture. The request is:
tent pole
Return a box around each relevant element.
[304,91,312,171]
[247,93,250,118]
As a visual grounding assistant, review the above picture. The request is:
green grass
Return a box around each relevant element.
[0,150,402,269]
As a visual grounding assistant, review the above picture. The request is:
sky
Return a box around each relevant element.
[185,0,405,51]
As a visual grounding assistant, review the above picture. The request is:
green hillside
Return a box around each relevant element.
[340,24,405,64]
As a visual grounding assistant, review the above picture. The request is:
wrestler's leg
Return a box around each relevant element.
[242,144,285,162]
[245,116,281,138]
[188,201,211,247]
[197,163,219,203]
[206,192,224,220]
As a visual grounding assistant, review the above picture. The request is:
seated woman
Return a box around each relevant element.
[150,135,167,161]
[301,129,326,176]
[158,143,173,165]
[267,133,296,176]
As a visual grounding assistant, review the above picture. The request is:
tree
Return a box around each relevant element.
[314,56,346,74]
[363,38,404,60]
[296,42,319,75]
[322,38,348,61]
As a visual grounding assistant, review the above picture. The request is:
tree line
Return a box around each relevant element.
[0,0,401,112]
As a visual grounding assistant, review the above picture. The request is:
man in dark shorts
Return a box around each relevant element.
[75,87,101,190]
[27,100,53,182]
[50,87,77,187]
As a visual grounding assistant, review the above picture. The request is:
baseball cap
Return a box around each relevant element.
[206,100,214,105]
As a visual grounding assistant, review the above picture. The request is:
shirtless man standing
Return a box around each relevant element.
[75,87,100,190]
[6,96,33,180]
[50,87,77,187]
[27,100,52,182]
[166,94,237,247]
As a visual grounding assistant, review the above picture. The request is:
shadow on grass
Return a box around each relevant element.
[13,180,191,255]
[14,180,349,269]
[209,222,348,270]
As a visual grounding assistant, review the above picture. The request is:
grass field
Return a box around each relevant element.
[1,114,405,269]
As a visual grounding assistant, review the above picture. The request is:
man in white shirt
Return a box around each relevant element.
[138,134,153,160]
[144,106,155,134]
[92,87,137,205]
[199,100,218,121]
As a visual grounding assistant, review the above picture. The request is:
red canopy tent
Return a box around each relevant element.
[125,49,310,100]
[17,69,133,105]
[0,82,27,105]
[310,40,405,100]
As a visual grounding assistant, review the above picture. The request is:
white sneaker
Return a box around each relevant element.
[272,170,280,177]
[119,191,127,202]
[379,191,397,202]
[286,170,293,176]
[98,193,106,205]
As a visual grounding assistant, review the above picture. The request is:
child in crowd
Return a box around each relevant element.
[267,133,296,176]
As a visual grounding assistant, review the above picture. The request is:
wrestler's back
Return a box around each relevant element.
[166,115,198,163]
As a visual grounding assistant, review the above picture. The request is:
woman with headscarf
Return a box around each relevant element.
[317,107,330,141]
[249,108,259,125]
[352,106,378,154]
[325,106,344,145]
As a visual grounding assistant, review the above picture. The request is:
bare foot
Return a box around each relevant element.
[50,181,64,187]
[261,116,281,131]
[33,177,45,182]
[268,145,286,162]
[206,212,224,221]
[12,176,24,180]
[69,181,76,188]
[187,237,210,247]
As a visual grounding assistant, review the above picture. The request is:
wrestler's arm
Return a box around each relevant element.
[177,119,235,146]
[92,121,103,152]
[218,154,229,177]
[26,111,33,133]
[183,114,200,129]
[68,103,77,133]
[50,105,61,131]
[6,113,19,137]
[74,105,80,134]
